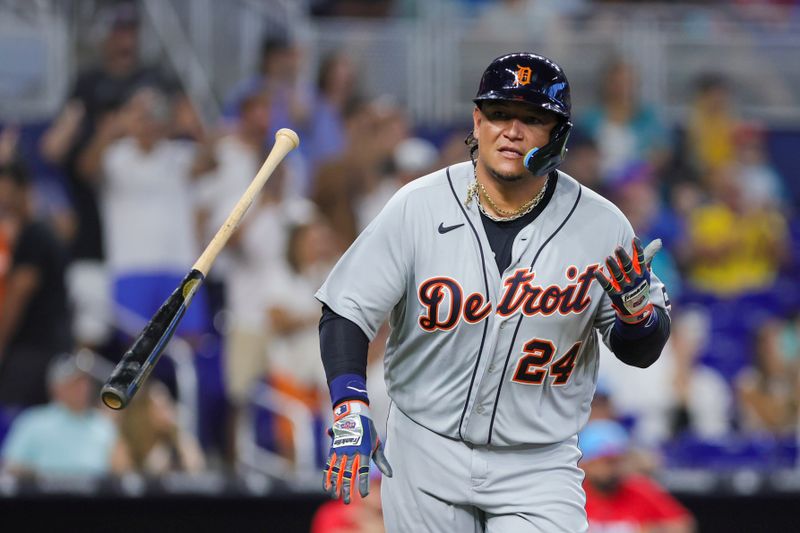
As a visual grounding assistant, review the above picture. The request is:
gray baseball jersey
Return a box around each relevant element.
[315,160,669,447]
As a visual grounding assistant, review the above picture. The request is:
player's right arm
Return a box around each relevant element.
[315,187,414,504]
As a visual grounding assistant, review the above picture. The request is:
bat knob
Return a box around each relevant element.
[101,385,128,410]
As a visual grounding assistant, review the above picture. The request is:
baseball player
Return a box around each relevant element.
[316,53,671,532]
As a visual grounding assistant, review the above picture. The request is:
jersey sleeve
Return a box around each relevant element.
[315,188,413,340]
[593,221,671,350]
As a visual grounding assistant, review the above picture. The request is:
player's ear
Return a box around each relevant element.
[472,106,481,141]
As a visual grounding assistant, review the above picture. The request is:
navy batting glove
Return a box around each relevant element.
[323,400,392,504]
[594,237,661,325]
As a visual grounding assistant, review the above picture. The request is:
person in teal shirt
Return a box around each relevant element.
[1,352,130,477]
[579,59,671,185]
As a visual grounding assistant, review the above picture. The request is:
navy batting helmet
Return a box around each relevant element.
[474,53,572,176]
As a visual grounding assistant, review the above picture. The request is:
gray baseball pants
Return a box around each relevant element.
[380,405,588,532]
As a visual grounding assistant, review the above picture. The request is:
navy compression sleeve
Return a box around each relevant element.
[319,304,370,404]
[609,306,670,368]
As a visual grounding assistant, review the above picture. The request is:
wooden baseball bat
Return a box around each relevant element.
[100,128,300,410]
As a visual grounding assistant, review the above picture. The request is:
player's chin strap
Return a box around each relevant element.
[524,120,572,176]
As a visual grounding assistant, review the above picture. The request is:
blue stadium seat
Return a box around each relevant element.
[0,405,25,449]
[663,433,799,470]
[698,329,752,384]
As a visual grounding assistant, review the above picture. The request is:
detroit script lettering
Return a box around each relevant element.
[417,265,599,332]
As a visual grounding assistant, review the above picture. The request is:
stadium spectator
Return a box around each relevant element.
[84,88,210,343]
[193,88,274,285]
[264,217,341,465]
[222,35,313,196]
[353,95,412,222]
[579,58,671,185]
[685,73,739,175]
[560,129,604,195]
[0,157,72,407]
[0,352,130,477]
[736,317,799,437]
[223,36,311,130]
[356,135,438,232]
[195,90,276,434]
[667,308,734,440]
[39,2,177,354]
[312,97,408,245]
[579,419,694,533]
[304,50,362,173]
[732,121,787,210]
[683,165,789,298]
[436,128,478,169]
[0,126,19,314]
[117,380,205,476]
[195,91,316,463]
[598,308,733,446]
[607,161,685,300]
[473,0,566,44]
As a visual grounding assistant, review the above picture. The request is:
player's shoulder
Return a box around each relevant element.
[387,161,472,205]
[398,161,471,194]
[8,404,57,430]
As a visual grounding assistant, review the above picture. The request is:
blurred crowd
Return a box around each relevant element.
[0,4,798,527]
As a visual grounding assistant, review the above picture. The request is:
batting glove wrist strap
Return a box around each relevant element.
[329,373,369,407]
[594,237,660,326]
[613,310,659,340]
[324,400,393,504]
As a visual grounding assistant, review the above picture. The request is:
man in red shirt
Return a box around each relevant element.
[579,420,695,533]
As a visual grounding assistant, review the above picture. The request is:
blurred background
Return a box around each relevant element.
[0,0,798,531]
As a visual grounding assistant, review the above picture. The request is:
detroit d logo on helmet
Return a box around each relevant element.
[513,65,532,86]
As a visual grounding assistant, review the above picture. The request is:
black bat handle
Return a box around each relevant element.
[101,269,204,410]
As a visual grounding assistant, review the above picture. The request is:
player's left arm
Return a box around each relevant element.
[594,237,671,368]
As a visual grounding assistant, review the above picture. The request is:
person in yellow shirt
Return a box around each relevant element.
[686,73,738,173]
[686,166,788,297]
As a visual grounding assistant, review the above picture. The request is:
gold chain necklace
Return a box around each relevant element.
[465,168,549,222]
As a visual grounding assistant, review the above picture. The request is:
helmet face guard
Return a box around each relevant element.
[524,120,572,176]
[473,53,572,176]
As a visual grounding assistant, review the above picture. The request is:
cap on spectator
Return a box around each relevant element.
[394,137,438,174]
[578,419,629,463]
[46,352,91,387]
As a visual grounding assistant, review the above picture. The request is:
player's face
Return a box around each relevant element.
[473,101,558,181]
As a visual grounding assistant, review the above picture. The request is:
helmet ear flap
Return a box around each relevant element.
[524,121,572,176]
